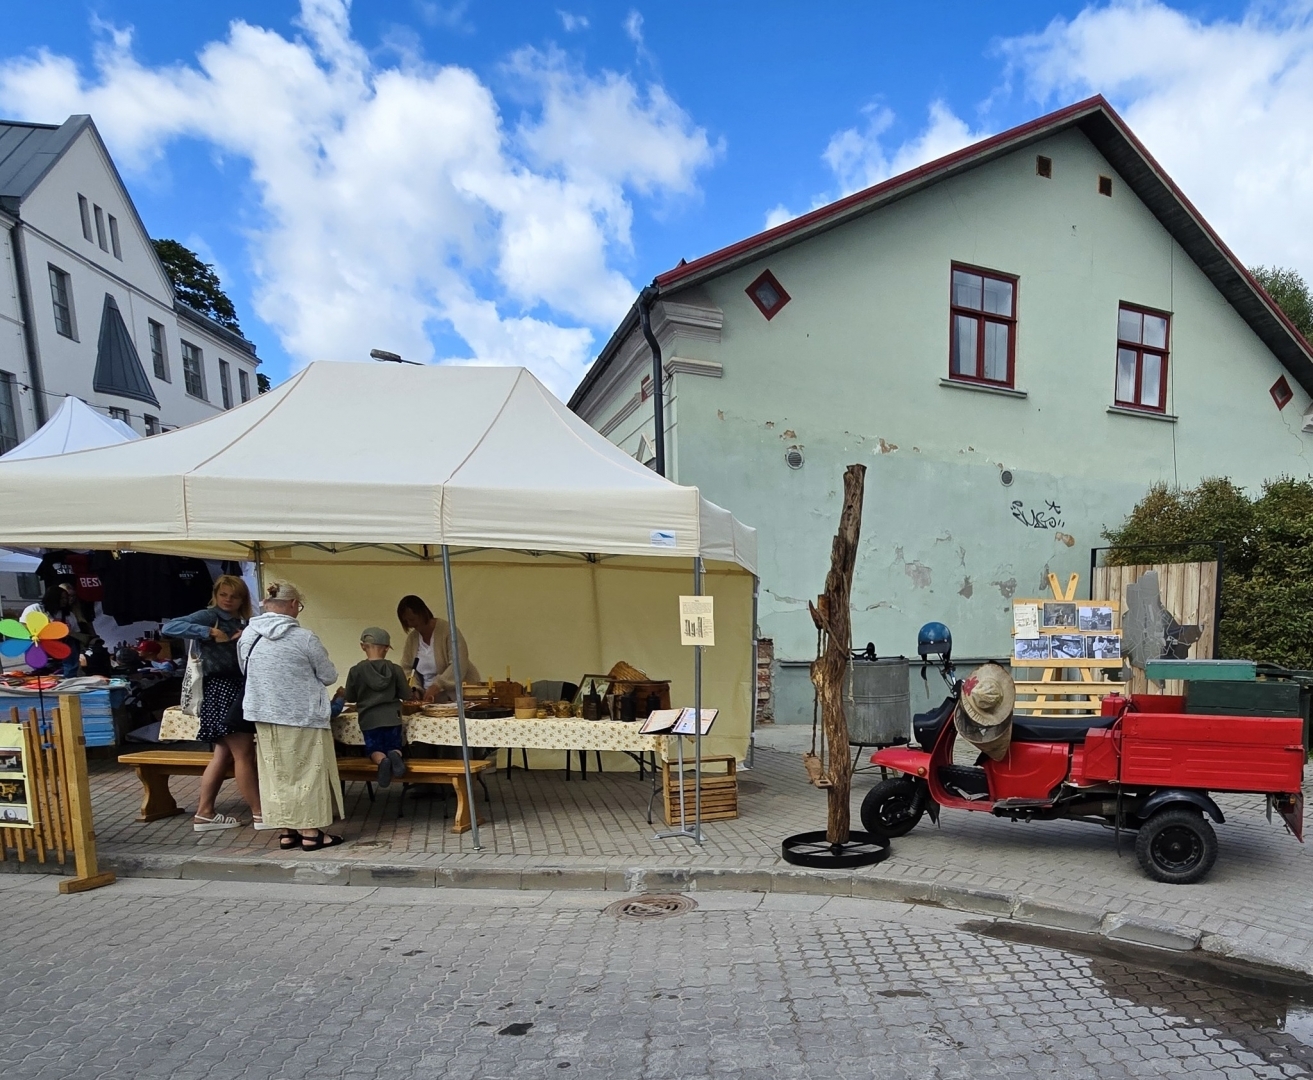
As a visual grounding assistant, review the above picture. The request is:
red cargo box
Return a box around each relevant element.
[1118,712,1304,793]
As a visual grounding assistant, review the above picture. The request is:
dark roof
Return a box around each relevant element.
[0,116,89,213]
[570,95,1313,409]
[93,293,159,406]
[176,302,259,361]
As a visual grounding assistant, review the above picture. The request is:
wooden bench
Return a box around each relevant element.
[117,750,494,834]
[336,757,493,833]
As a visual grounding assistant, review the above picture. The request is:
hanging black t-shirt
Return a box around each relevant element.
[37,550,104,602]
[95,552,214,624]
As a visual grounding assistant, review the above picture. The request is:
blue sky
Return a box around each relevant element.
[3,1,1308,396]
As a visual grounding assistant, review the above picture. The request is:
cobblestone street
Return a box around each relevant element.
[5,873,1313,1080]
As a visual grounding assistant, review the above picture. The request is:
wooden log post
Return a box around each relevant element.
[55,695,115,894]
[808,464,866,845]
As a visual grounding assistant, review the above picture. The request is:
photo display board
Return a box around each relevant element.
[0,723,34,829]
[1011,600,1123,665]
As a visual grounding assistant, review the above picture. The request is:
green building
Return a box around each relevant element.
[569,97,1313,723]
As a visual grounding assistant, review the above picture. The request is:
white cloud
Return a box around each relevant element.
[624,10,645,46]
[1000,0,1313,277]
[764,100,988,229]
[558,11,589,32]
[0,0,715,396]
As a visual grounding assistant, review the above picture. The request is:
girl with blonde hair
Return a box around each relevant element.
[163,574,263,832]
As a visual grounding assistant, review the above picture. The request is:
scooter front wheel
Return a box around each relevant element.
[860,776,927,838]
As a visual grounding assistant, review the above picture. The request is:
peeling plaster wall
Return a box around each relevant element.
[576,128,1312,719]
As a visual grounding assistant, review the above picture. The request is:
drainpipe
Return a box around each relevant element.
[9,220,48,426]
[636,283,665,478]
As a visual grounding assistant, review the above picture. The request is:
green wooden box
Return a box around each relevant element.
[1183,679,1303,717]
[1145,659,1255,682]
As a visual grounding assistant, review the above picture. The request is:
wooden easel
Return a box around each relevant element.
[1011,573,1125,718]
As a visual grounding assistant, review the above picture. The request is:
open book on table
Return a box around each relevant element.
[638,708,718,736]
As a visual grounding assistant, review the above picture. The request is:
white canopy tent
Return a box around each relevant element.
[0,362,758,846]
[1,395,139,461]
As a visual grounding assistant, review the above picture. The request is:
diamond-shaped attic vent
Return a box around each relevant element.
[746,269,790,321]
[1271,375,1294,410]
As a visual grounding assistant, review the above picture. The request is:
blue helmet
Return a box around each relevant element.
[917,621,952,659]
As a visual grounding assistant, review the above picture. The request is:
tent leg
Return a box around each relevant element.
[442,544,481,851]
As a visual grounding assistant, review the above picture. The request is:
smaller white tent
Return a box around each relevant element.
[1,396,139,460]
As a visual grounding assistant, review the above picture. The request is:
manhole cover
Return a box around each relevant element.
[605,894,697,920]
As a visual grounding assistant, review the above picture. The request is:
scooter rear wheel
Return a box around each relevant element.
[1135,807,1218,884]
[860,777,927,839]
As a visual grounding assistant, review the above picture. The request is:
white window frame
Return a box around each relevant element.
[93,205,108,252]
[0,370,20,454]
[219,358,233,409]
[78,195,92,242]
[148,319,170,381]
[108,214,122,260]
[181,339,207,400]
[238,369,251,403]
[48,265,76,339]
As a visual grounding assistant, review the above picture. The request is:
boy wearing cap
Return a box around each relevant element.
[342,628,411,786]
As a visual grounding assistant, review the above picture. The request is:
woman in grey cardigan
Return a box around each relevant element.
[238,581,344,851]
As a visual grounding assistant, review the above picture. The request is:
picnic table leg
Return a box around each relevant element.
[449,778,487,834]
[135,767,183,823]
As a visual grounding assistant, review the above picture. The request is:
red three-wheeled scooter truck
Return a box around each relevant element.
[861,630,1306,884]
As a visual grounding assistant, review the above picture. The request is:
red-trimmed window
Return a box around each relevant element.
[949,264,1017,386]
[746,269,790,320]
[1115,304,1170,412]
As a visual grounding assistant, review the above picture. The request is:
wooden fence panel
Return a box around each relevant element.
[1092,560,1219,695]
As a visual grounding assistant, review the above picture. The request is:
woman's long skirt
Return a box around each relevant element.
[254,723,344,830]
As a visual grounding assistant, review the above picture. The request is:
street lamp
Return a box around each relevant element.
[369,348,420,365]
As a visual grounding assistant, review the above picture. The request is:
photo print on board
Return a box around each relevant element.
[1042,602,1078,629]
[1050,635,1086,660]
[1079,606,1115,631]
[1085,635,1122,660]
[1014,635,1051,661]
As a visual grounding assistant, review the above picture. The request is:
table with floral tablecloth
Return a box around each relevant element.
[159,707,664,756]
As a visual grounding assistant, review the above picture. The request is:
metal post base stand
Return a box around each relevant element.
[780,830,890,869]
[654,731,703,843]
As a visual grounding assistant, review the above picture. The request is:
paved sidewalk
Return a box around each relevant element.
[8,729,1313,979]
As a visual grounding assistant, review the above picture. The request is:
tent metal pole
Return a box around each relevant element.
[693,555,704,845]
[441,543,481,850]
[748,575,759,770]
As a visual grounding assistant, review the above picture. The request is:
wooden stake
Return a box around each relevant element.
[54,696,114,895]
[808,464,866,845]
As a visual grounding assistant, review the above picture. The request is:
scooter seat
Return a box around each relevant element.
[1010,716,1117,743]
[913,697,955,751]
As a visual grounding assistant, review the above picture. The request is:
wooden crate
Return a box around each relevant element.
[662,754,738,825]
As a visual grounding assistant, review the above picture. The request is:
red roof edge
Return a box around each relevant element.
[655,95,1113,289]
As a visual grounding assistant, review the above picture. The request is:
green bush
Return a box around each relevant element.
[1103,476,1313,667]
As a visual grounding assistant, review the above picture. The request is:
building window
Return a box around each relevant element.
[949,264,1017,386]
[745,269,791,321]
[144,414,160,436]
[1271,376,1294,410]
[107,406,130,424]
[1036,155,1052,178]
[108,214,122,259]
[78,195,92,242]
[0,371,19,454]
[1098,175,1113,197]
[148,320,169,381]
[93,205,108,251]
[181,340,206,400]
[48,265,75,338]
[219,358,233,409]
[1115,304,1170,412]
[238,369,251,403]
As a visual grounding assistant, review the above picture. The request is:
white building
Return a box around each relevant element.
[0,114,261,451]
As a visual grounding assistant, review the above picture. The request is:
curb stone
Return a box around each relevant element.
[7,853,1309,981]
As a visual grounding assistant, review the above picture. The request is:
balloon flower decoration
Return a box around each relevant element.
[0,611,71,669]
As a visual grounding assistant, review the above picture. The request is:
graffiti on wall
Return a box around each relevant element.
[1010,500,1065,529]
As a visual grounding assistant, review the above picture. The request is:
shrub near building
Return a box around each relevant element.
[1104,477,1313,668]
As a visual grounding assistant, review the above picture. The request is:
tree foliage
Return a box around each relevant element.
[1103,477,1313,667]
[152,239,242,333]
[1251,265,1313,343]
